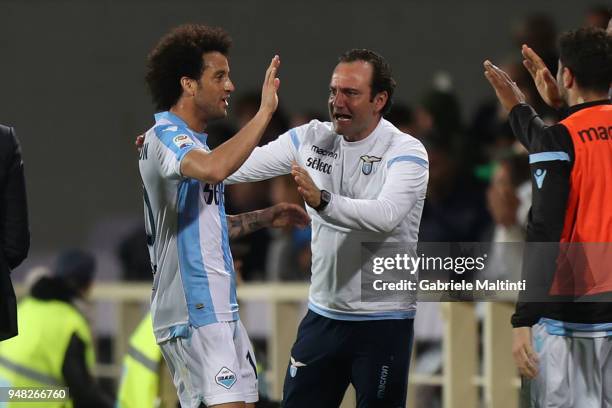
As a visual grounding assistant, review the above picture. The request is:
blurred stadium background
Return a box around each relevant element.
[1,1,609,406]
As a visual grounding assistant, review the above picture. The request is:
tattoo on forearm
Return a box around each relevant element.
[227,210,265,239]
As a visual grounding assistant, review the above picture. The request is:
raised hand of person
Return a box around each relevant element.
[521,45,563,109]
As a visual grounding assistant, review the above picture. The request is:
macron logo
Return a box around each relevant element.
[534,169,547,189]
[163,126,178,132]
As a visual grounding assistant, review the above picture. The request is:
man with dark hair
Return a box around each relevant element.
[336,49,397,116]
[227,48,428,407]
[0,250,113,407]
[484,26,612,406]
[140,24,309,408]
[146,25,233,112]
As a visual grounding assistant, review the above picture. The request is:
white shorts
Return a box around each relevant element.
[159,320,258,407]
[522,323,612,407]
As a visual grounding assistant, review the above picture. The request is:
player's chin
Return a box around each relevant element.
[333,120,350,135]
[212,108,228,120]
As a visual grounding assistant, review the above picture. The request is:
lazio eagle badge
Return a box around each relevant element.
[360,155,382,175]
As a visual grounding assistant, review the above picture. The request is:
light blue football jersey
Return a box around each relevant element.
[139,111,238,343]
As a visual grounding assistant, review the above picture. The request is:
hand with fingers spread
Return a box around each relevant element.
[260,55,281,115]
[291,164,322,209]
[512,327,539,379]
[521,45,563,109]
[483,60,526,114]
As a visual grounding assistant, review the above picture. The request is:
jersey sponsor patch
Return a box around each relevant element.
[173,134,194,149]
[215,367,237,389]
[306,156,332,174]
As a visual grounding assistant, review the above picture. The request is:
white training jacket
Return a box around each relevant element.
[227,118,428,320]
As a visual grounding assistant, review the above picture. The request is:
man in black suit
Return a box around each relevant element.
[0,124,30,341]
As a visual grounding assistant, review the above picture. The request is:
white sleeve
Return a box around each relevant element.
[151,126,200,180]
[319,158,428,233]
[225,127,302,184]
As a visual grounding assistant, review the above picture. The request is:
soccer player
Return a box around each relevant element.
[226,49,429,407]
[139,25,309,408]
[484,27,612,406]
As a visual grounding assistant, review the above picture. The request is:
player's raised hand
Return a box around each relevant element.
[483,60,526,114]
[512,327,539,379]
[260,55,281,115]
[521,45,563,109]
[291,164,321,209]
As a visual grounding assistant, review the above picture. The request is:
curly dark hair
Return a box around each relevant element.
[146,24,232,111]
[559,27,612,93]
[338,49,396,115]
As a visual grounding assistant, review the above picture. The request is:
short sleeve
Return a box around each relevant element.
[152,124,201,179]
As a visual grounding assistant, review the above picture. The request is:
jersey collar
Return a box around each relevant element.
[567,99,611,116]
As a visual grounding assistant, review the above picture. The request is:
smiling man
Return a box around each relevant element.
[139,25,310,408]
[227,49,429,407]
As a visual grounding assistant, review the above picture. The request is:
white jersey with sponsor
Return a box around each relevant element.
[227,119,428,320]
[139,111,238,343]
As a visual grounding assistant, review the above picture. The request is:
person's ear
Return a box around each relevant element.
[373,91,388,114]
[180,77,197,97]
[562,67,574,90]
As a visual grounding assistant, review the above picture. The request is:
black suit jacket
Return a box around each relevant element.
[0,125,30,341]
